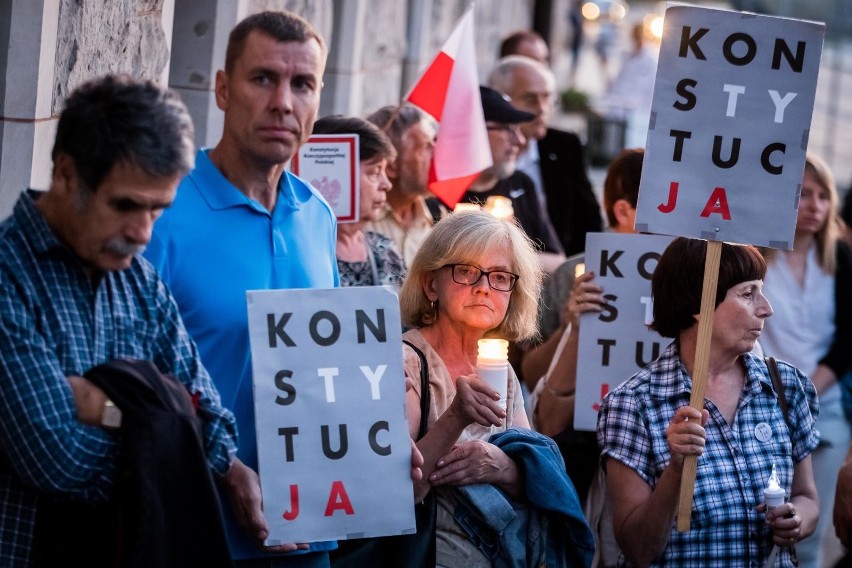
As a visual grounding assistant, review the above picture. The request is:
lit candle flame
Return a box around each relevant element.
[477,338,509,364]
[453,202,480,213]
[483,196,514,220]
[574,262,586,278]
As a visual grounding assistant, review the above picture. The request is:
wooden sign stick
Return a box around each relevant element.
[676,239,722,532]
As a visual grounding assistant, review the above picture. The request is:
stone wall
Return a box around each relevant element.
[0,0,539,219]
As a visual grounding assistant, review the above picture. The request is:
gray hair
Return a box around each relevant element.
[52,74,195,192]
[488,55,555,94]
[399,210,543,341]
[366,104,435,151]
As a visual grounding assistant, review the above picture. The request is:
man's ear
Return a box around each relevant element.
[51,153,78,197]
[214,70,229,111]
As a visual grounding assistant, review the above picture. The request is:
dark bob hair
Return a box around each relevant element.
[312,115,396,163]
[651,237,767,338]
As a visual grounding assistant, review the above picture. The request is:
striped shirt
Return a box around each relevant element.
[597,341,819,567]
[0,192,237,564]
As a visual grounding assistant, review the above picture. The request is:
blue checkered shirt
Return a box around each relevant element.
[597,341,819,567]
[0,193,237,564]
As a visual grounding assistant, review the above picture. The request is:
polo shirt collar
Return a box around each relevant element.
[191,149,306,213]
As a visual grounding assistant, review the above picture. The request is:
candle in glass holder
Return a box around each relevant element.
[483,196,514,220]
[453,202,480,213]
[476,338,509,409]
[574,262,586,278]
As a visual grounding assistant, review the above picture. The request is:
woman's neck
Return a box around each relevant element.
[678,327,743,380]
[419,323,482,373]
[792,231,816,255]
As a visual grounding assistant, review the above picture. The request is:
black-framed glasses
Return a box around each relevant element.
[445,264,519,292]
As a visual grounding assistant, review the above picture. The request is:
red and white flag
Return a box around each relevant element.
[406,7,492,208]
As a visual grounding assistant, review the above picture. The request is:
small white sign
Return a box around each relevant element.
[292,135,359,223]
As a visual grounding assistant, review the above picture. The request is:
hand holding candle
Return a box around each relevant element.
[477,338,509,410]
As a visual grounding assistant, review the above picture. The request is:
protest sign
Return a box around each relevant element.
[246,286,415,544]
[635,5,824,248]
[292,134,359,223]
[575,232,673,431]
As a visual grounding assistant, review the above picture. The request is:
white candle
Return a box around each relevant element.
[574,262,586,278]
[476,338,509,409]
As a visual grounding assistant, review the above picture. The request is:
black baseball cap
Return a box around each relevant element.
[480,86,536,124]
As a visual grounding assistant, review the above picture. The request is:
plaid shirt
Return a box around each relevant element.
[0,193,237,564]
[597,341,819,568]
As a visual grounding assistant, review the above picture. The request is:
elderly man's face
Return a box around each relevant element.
[503,65,555,141]
[57,157,178,273]
[485,122,526,180]
[216,31,325,167]
[393,120,436,196]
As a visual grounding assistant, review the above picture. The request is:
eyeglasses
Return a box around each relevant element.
[486,124,522,136]
[445,264,519,292]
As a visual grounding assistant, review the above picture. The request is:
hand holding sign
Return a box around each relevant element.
[631,4,824,534]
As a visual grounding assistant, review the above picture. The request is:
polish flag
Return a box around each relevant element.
[406,7,492,208]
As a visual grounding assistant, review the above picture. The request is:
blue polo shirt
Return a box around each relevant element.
[145,149,338,561]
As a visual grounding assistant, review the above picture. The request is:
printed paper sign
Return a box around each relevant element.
[292,135,359,223]
[246,287,415,544]
[575,233,673,431]
[635,5,824,248]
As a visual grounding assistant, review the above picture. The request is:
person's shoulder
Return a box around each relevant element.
[508,169,535,189]
[542,127,583,148]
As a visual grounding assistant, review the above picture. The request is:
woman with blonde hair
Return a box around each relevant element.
[760,153,852,567]
[399,210,594,567]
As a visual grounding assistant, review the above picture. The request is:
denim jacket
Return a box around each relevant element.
[451,428,595,567]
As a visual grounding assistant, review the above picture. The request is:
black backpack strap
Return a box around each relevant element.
[766,356,791,430]
[403,339,431,440]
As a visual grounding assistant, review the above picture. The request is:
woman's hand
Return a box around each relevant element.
[665,405,710,471]
[430,440,519,492]
[447,374,506,428]
[562,271,604,328]
[755,501,804,547]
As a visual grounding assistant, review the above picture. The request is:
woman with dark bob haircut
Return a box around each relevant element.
[597,237,819,567]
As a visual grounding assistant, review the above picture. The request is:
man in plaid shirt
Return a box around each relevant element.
[0,75,238,564]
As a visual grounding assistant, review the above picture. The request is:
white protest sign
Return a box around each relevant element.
[291,135,359,223]
[575,233,673,431]
[635,5,824,248]
[246,287,415,544]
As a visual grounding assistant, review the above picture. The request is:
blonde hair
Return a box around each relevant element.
[399,210,542,341]
[804,153,844,273]
[769,154,845,272]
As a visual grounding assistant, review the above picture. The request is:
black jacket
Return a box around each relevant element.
[537,128,604,256]
[33,359,232,567]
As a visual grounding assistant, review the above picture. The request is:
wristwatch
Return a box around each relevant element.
[101,399,122,429]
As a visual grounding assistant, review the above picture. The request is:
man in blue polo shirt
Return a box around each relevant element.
[145,10,337,567]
